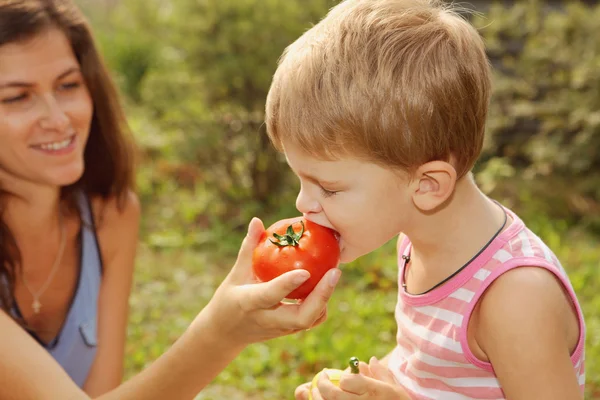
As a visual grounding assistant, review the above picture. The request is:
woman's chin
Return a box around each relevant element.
[48,165,85,187]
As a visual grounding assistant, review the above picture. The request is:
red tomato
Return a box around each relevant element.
[252,217,340,300]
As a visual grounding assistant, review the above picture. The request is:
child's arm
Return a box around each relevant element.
[475,266,583,400]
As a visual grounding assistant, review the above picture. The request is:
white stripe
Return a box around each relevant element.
[492,249,513,263]
[396,311,463,353]
[519,230,534,256]
[574,357,582,370]
[579,373,586,385]
[540,242,569,277]
[408,364,501,388]
[392,343,477,369]
[540,241,555,264]
[415,306,463,327]
[529,234,570,278]
[449,288,475,302]
[474,269,491,281]
[395,373,492,400]
[526,232,571,279]
[388,347,404,369]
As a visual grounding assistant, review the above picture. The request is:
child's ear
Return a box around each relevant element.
[411,161,457,212]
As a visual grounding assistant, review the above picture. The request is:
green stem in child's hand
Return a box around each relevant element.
[349,357,359,374]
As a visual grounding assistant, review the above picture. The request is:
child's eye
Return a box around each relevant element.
[320,187,339,198]
[1,93,28,104]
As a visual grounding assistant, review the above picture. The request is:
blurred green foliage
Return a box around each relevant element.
[473,1,600,234]
[80,0,600,398]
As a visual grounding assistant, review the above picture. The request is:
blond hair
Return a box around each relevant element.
[265,0,491,178]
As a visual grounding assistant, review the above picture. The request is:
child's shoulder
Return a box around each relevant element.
[473,263,583,365]
[472,208,584,377]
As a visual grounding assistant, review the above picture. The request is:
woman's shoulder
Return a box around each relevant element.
[89,190,141,265]
[90,190,140,223]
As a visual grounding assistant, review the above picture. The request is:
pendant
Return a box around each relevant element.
[32,299,41,314]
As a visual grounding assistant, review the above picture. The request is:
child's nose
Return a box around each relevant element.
[296,186,321,215]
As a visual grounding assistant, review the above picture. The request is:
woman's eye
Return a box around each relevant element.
[59,81,81,91]
[1,93,28,104]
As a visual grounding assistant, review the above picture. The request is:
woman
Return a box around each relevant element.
[0,1,340,399]
[1,0,139,395]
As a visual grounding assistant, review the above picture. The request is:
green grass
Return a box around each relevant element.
[124,224,600,399]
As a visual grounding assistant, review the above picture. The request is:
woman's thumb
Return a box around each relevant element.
[231,217,265,279]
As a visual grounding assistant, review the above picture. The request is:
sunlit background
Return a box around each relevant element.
[76,0,600,398]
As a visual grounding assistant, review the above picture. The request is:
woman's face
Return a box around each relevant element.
[0,27,93,190]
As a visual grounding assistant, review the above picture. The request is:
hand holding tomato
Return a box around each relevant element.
[204,217,342,348]
[252,217,341,300]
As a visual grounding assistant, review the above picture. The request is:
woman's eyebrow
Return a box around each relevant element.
[0,66,80,90]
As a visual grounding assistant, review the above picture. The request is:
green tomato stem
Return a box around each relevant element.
[269,221,305,247]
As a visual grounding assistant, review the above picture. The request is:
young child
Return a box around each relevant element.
[264,0,586,399]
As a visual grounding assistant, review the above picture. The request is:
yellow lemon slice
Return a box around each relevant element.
[309,369,344,400]
[308,357,359,400]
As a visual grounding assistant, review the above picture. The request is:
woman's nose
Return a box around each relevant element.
[38,95,70,132]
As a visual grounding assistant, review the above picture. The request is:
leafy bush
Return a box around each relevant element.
[473,1,600,231]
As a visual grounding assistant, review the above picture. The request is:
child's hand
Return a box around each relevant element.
[202,217,341,347]
[298,357,408,400]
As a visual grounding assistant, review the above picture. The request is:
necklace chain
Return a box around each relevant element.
[21,211,66,315]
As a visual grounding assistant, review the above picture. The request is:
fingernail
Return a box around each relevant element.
[293,270,311,285]
[329,268,341,287]
[370,356,379,364]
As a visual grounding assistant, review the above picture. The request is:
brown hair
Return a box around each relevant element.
[266,0,491,177]
[0,0,136,315]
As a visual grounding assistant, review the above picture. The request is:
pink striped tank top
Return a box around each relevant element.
[389,207,586,399]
